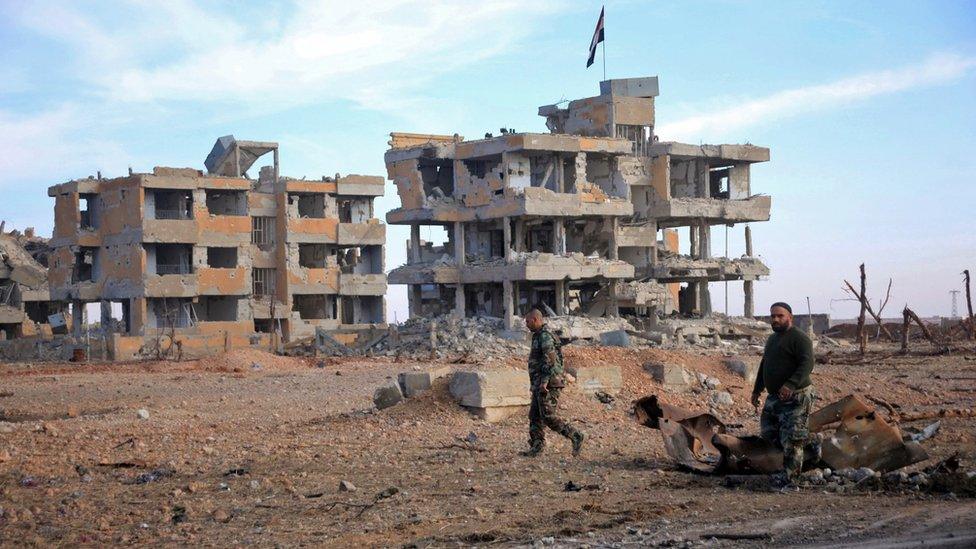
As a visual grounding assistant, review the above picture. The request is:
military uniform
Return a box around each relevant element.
[754,326,816,481]
[526,325,583,455]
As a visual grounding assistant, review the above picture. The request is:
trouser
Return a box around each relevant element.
[528,387,579,448]
[761,386,816,480]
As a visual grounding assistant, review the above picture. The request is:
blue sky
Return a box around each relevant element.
[1,0,973,321]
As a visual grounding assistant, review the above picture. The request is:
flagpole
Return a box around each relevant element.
[602,9,606,81]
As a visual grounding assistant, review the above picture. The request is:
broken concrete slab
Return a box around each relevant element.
[723,358,759,383]
[398,366,452,398]
[448,370,530,409]
[643,361,691,392]
[373,382,404,410]
[599,330,631,347]
[567,365,622,396]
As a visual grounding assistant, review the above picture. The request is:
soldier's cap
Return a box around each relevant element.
[770,301,792,314]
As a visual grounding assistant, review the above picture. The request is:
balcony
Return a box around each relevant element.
[649,195,771,228]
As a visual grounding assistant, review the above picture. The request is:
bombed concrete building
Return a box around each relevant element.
[386,77,770,329]
[46,137,387,359]
[0,227,60,340]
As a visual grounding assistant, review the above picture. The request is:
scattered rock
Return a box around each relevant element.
[373,382,404,410]
[136,409,150,420]
[212,509,231,523]
[710,391,734,408]
[339,480,356,492]
[599,330,631,348]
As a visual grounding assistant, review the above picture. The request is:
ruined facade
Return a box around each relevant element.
[386,77,770,328]
[46,137,386,359]
[0,228,60,340]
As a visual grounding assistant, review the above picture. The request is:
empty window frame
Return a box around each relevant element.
[72,247,98,282]
[80,193,98,229]
[205,190,247,216]
[251,217,276,249]
[252,268,276,296]
[290,193,326,218]
[206,247,238,268]
[148,189,193,220]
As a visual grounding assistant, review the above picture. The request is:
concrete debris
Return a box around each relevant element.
[635,393,934,475]
[339,480,357,492]
[373,382,404,410]
[643,361,692,392]
[449,370,530,422]
[398,366,451,398]
[599,329,631,347]
[136,409,150,420]
[709,391,734,408]
[566,365,623,396]
[723,358,759,383]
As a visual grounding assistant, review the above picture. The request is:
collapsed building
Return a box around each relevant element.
[45,137,387,359]
[0,226,60,340]
[385,77,770,331]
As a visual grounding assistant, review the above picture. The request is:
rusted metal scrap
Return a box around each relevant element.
[635,393,930,475]
[809,394,928,472]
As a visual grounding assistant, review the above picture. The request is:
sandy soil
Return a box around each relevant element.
[1,343,975,547]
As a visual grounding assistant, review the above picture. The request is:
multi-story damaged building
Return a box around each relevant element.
[46,137,386,359]
[386,76,770,330]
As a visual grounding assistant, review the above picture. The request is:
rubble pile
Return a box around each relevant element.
[375,315,527,358]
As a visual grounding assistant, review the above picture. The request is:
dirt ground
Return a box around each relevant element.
[1,342,975,547]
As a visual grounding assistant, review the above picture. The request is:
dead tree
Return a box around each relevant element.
[965,269,975,340]
[904,306,939,346]
[900,307,911,353]
[843,278,894,341]
[856,264,867,354]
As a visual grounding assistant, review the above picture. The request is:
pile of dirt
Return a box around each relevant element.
[199,349,312,372]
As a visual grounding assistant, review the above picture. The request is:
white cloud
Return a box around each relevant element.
[8,0,558,116]
[657,53,976,141]
[0,105,131,185]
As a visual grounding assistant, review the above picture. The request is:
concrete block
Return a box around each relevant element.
[373,382,404,410]
[567,365,623,395]
[724,358,759,384]
[449,370,530,408]
[599,330,631,347]
[398,366,451,398]
[643,361,691,392]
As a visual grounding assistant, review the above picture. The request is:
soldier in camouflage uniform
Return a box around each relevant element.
[521,309,584,457]
[751,302,817,486]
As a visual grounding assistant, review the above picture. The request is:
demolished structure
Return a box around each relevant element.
[385,77,770,331]
[45,137,387,359]
[0,226,60,340]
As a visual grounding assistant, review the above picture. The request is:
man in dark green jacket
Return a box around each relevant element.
[750,302,816,484]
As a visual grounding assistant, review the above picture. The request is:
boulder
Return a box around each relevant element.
[373,382,404,410]
[724,358,759,383]
[643,361,691,392]
[398,366,452,398]
[567,365,623,396]
[599,330,631,347]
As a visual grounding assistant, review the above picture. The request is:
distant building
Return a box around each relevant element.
[46,137,387,359]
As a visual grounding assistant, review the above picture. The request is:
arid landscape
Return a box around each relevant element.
[2,342,974,547]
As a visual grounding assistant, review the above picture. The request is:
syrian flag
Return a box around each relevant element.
[586,7,605,68]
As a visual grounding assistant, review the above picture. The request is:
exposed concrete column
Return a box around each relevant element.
[744,281,755,318]
[689,225,699,259]
[649,220,659,268]
[554,280,566,315]
[502,217,512,262]
[454,222,466,318]
[552,219,565,255]
[513,219,524,253]
[273,147,279,183]
[698,222,711,259]
[100,300,112,337]
[234,144,241,177]
[608,217,619,260]
[409,224,421,264]
[554,153,564,193]
[72,300,84,338]
[608,281,619,317]
[698,281,712,315]
[503,279,514,330]
[744,224,754,318]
